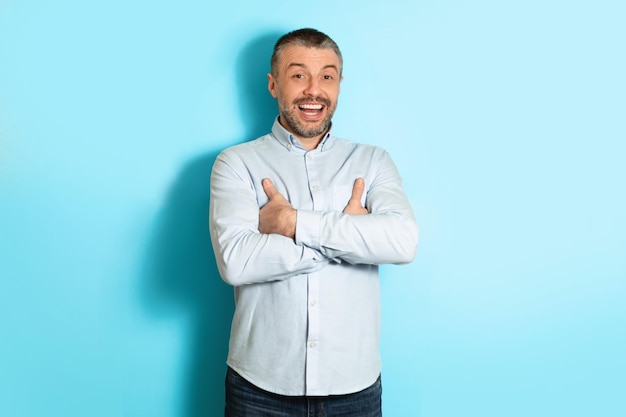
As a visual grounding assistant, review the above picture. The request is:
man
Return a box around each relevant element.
[209,28,418,417]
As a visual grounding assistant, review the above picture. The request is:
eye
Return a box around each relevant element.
[292,73,305,79]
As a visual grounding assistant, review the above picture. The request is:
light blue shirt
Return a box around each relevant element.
[209,118,418,396]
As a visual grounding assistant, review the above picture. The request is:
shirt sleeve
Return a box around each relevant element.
[295,150,418,265]
[209,150,328,286]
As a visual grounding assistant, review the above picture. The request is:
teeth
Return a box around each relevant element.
[299,104,323,110]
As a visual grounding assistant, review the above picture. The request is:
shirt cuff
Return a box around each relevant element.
[295,209,322,250]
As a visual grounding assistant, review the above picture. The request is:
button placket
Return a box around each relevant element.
[305,151,323,209]
[305,270,320,392]
[303,150,323,392]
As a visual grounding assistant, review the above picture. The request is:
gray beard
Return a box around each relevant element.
[278,100,336,139]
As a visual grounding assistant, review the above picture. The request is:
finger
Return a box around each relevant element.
[349,178,365,204]
[262,178,279,199]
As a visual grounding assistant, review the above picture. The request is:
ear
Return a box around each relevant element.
[267,73,278,98]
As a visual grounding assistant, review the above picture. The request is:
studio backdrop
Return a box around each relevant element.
[1,1,624,416]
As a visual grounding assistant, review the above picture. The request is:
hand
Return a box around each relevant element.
[259,178,297,238]
[343,178,368,215]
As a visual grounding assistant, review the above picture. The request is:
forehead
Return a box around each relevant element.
[277,44,341,73]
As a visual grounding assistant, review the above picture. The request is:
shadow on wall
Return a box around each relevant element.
[141,30,284,417]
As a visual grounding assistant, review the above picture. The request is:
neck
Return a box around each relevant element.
[298,135,325,150]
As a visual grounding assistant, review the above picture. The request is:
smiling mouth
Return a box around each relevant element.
[298,103,324,118]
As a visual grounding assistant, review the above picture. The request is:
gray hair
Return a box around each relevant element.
[270,28,343,77]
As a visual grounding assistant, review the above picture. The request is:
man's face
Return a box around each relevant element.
[268,44,342,143]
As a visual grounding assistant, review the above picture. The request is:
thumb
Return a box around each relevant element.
[262,178,278,199]
[349,178,365,204]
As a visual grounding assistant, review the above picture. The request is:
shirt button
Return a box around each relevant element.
[287,144,292,150]
[310,300,317,307]
[309,342,317,348]
[312,185,319,190]
[307,154,312,159]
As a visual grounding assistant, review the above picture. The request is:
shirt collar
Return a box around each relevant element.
[270,117,335,152]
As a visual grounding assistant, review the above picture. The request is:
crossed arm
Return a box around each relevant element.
[258,177,368,238]
[209,151,418,286]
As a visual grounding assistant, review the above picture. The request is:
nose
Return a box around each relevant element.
[303,77,321,97]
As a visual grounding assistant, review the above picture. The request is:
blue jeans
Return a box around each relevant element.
[225,367,383,417]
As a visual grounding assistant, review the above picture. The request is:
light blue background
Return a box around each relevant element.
[1,1,624,416]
